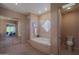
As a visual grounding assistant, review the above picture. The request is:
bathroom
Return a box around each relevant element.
[27,3,79,54]
[28,11,51,54]
[60,3,79,54]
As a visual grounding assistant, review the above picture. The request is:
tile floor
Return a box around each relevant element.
[0,37,44,55]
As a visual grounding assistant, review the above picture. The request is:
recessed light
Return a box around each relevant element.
[38,11,41,14]
[15,3,18,5]
[45,8,48,11]
[67,7,71,10]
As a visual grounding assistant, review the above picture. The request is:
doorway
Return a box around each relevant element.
[60,4,79,54]
[5,23,16,37]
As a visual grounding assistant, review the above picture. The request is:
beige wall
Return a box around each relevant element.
[29,12,51,38]
[39,11,51,38]
[0,7,29,43]
[51,4,63,54]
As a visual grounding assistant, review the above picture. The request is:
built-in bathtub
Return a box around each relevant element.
[31,37,51,46]
[28,37,51,54]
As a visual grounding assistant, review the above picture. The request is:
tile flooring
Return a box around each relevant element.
[0,37,44,55]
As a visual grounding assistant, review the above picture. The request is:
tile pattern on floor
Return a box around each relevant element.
[0,37,44,55]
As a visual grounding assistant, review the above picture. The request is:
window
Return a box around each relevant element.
[32,21,38,36]
[6,24,16,37]
[42,20,50,32]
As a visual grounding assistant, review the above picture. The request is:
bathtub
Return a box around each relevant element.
[28,37,51,54]
[31,37,51,46]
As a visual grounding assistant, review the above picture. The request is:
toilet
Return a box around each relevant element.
[66,36,74,51]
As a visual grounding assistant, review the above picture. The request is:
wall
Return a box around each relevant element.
[51,4,63,54]
[29,12,51,38]
[0,7,29,43]
[39,11,51,38]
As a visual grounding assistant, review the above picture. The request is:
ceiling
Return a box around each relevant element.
[0,3,50,15]
[61,3,79,15]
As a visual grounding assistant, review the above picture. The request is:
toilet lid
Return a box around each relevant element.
[67,41,73,46]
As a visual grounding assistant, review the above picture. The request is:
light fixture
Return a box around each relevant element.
[38,11,41,14]
[15,3,18,5]
[67,7,71,10]
[62,3,76,9]
[45,8,48,11]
